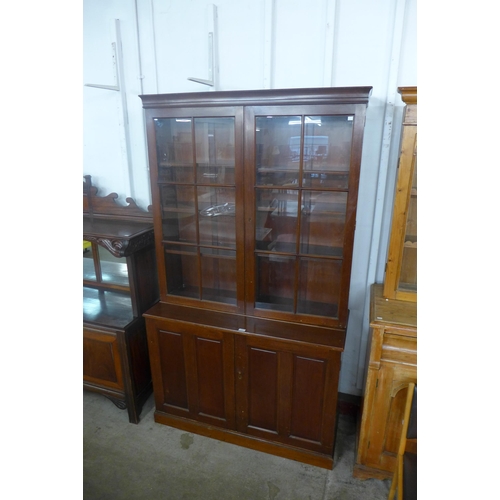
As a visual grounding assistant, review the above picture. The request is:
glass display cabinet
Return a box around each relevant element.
[140,87,372,468]
[383,87,417,302]
[83,176,159,423]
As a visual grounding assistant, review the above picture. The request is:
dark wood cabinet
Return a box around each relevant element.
[83,177,159,423]
[140,87,372,467]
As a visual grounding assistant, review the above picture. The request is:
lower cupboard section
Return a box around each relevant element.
[145,315,343,469]
[83,318,153,424]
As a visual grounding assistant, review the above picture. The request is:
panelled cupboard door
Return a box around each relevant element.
[83,329,124,392]
[146,318,236,429]
[234,334,341,455]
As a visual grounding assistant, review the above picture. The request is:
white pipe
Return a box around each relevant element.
[263,0,275,89]
[354,0,408,390]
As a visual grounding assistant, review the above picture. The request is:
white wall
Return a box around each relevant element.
[83,0,417,396]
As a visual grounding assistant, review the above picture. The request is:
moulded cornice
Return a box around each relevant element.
[139,86,373,108]
[398,86,417,104]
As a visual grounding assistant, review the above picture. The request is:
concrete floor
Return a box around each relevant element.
[83,390,390,500]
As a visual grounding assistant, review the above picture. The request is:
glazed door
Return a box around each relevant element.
[146,107,245,314]
[244,104,366,328]
[234,333,341,455]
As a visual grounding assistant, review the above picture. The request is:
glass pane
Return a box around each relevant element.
[255,254,295,312]
[300,191,347,256]
[297,258,341,318]
[256,188,299,253]
[198,186,236,248]
[164,245,199,299]
[200,248,237,304]
[83,240,96,281]
[98,246,129,286]
[195,118,235,185]
[155,118,194,183]
[160,185,197,243]
[399,155,417,291]
[302,115,353,189]
[83,287,133,327]
[256,116,301,186]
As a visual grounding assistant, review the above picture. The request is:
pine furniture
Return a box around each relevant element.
[383,87,417,302]
[354,87,417,479]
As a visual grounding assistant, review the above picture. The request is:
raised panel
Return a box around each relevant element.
[194,337,226,420]
[247,347,279,432]
[236,333,340,455]
[290,356,326,443]
[157,330,188,410]
[83,330,123,391]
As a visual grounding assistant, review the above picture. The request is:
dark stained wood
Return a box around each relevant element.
[83,176,158,424]
[84,174,153,220]
[140,87,371,466]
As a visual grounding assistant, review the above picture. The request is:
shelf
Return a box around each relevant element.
[83,286,134,328]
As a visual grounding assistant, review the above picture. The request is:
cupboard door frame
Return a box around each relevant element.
[144,106,246,314]
[235,333,341,455]
[243,103,368,328]
[146,317,236,429]
[383,87,417,302]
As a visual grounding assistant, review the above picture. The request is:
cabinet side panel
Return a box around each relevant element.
[128,322,152,394]
[157,330,188,409]
[195,337,226,419]
[248,348,278,432]
[133,246,159,313]
[290,356,326,443]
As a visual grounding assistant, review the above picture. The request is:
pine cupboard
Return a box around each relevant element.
[354,284,416,479]
[383,87,417,302]
[354,87,418,478]
[140,87,372,468]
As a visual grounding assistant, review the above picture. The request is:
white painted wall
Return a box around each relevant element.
[83,0,417,396]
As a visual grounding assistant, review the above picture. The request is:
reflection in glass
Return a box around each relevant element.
[255,188,299,253]
[300,191,346,256]
[255,115,354,190]
[255,254,295,312]
[83,240,96,281]
[399,155,417,291]
[256,116,301,186]
[160,185,197,244]
[156,116,238,305]
[155,118,194,183]
[165,246,199,299]
[99,246,129,286]
[198,186,236,248]
[253,114,355,319]
[83,241,128,287]
[297,258,341,318]
[195,118,235,185]
[201,248,237,304]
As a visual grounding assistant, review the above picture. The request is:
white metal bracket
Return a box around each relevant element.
[188,4,219,90]
[83,19,135,198]
[84,40,120,91]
